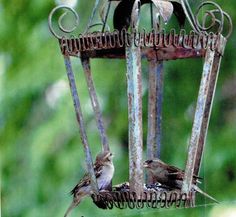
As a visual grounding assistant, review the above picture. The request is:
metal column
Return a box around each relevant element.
[126,0,143,195]
[64,55,98,194]
[182,47,224,195]
[147,59,163,183]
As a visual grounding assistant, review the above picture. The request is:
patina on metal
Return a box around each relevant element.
[126,0,143,196]
[48,0,232,210]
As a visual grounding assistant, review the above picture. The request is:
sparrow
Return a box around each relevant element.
[143,159,218,203]
[113,0,185,31]
[64,151,114,217]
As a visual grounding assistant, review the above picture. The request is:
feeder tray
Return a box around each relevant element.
[48,0,232,210]
[92,183,193,209]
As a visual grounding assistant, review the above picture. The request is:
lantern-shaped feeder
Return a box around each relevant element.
[48,0,232,209]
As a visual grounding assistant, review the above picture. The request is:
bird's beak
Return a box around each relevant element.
[105,152,114,161]
[104,152,111,158]
[143,162,150,168]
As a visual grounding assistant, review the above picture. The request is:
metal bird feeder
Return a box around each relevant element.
[48,0,232,209]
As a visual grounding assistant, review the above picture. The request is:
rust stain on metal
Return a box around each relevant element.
[182,48,223,194]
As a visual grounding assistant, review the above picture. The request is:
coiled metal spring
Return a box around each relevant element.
[59,29,224,56]
[91,190,192,210]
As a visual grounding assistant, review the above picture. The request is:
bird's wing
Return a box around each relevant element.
[166,165,184,180]
[70,173,91,195]
[166,164,183,173]
[94,161,103,179]
[167,165,202,181]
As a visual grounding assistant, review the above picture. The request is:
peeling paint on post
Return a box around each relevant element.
[81,56,110,152]
[182,47,223,195]
[64,55,98,194]
[193,53,222,175]
[146,59,163,183]
[126,0,143,196]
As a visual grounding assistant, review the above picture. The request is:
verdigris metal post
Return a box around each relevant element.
[147,58,163,183]
[182,36,226,197]
[126,0,143,195]
[81,56,110,152]
[64,54,98,194]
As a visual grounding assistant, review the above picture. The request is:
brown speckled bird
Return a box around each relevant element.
[64,151,114,217]
[143,158,218,203]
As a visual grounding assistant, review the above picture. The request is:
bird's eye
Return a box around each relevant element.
[146,160,153,164]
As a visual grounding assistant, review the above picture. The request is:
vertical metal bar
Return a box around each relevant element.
[147,59,158,160]
[126,45,143,194]
[81,56,110,152]
[156,61,163,159]
[126,0,143,195]
[150,2,154,28]
[182,48,222,194]
[63,55,98,194]
[148,2,163,161]
[193,53,222,175]
[147,59,163,154]
[146,59,163,183]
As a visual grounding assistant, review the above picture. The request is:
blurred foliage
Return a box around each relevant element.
[1,0,236,217]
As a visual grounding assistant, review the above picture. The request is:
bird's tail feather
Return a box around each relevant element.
[64,199,80,217]
[193,185,219,203]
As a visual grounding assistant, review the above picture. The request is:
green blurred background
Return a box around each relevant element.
[1,0,236,216]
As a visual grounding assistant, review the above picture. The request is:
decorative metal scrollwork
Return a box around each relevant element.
[48,5,80,39]
[194,1,233,39]
[48,1,232,40]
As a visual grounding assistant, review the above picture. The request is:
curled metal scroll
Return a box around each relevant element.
[48,1,233,40]
[190,1,232,39]
[194,1,233,39]
[48,5,80,39]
